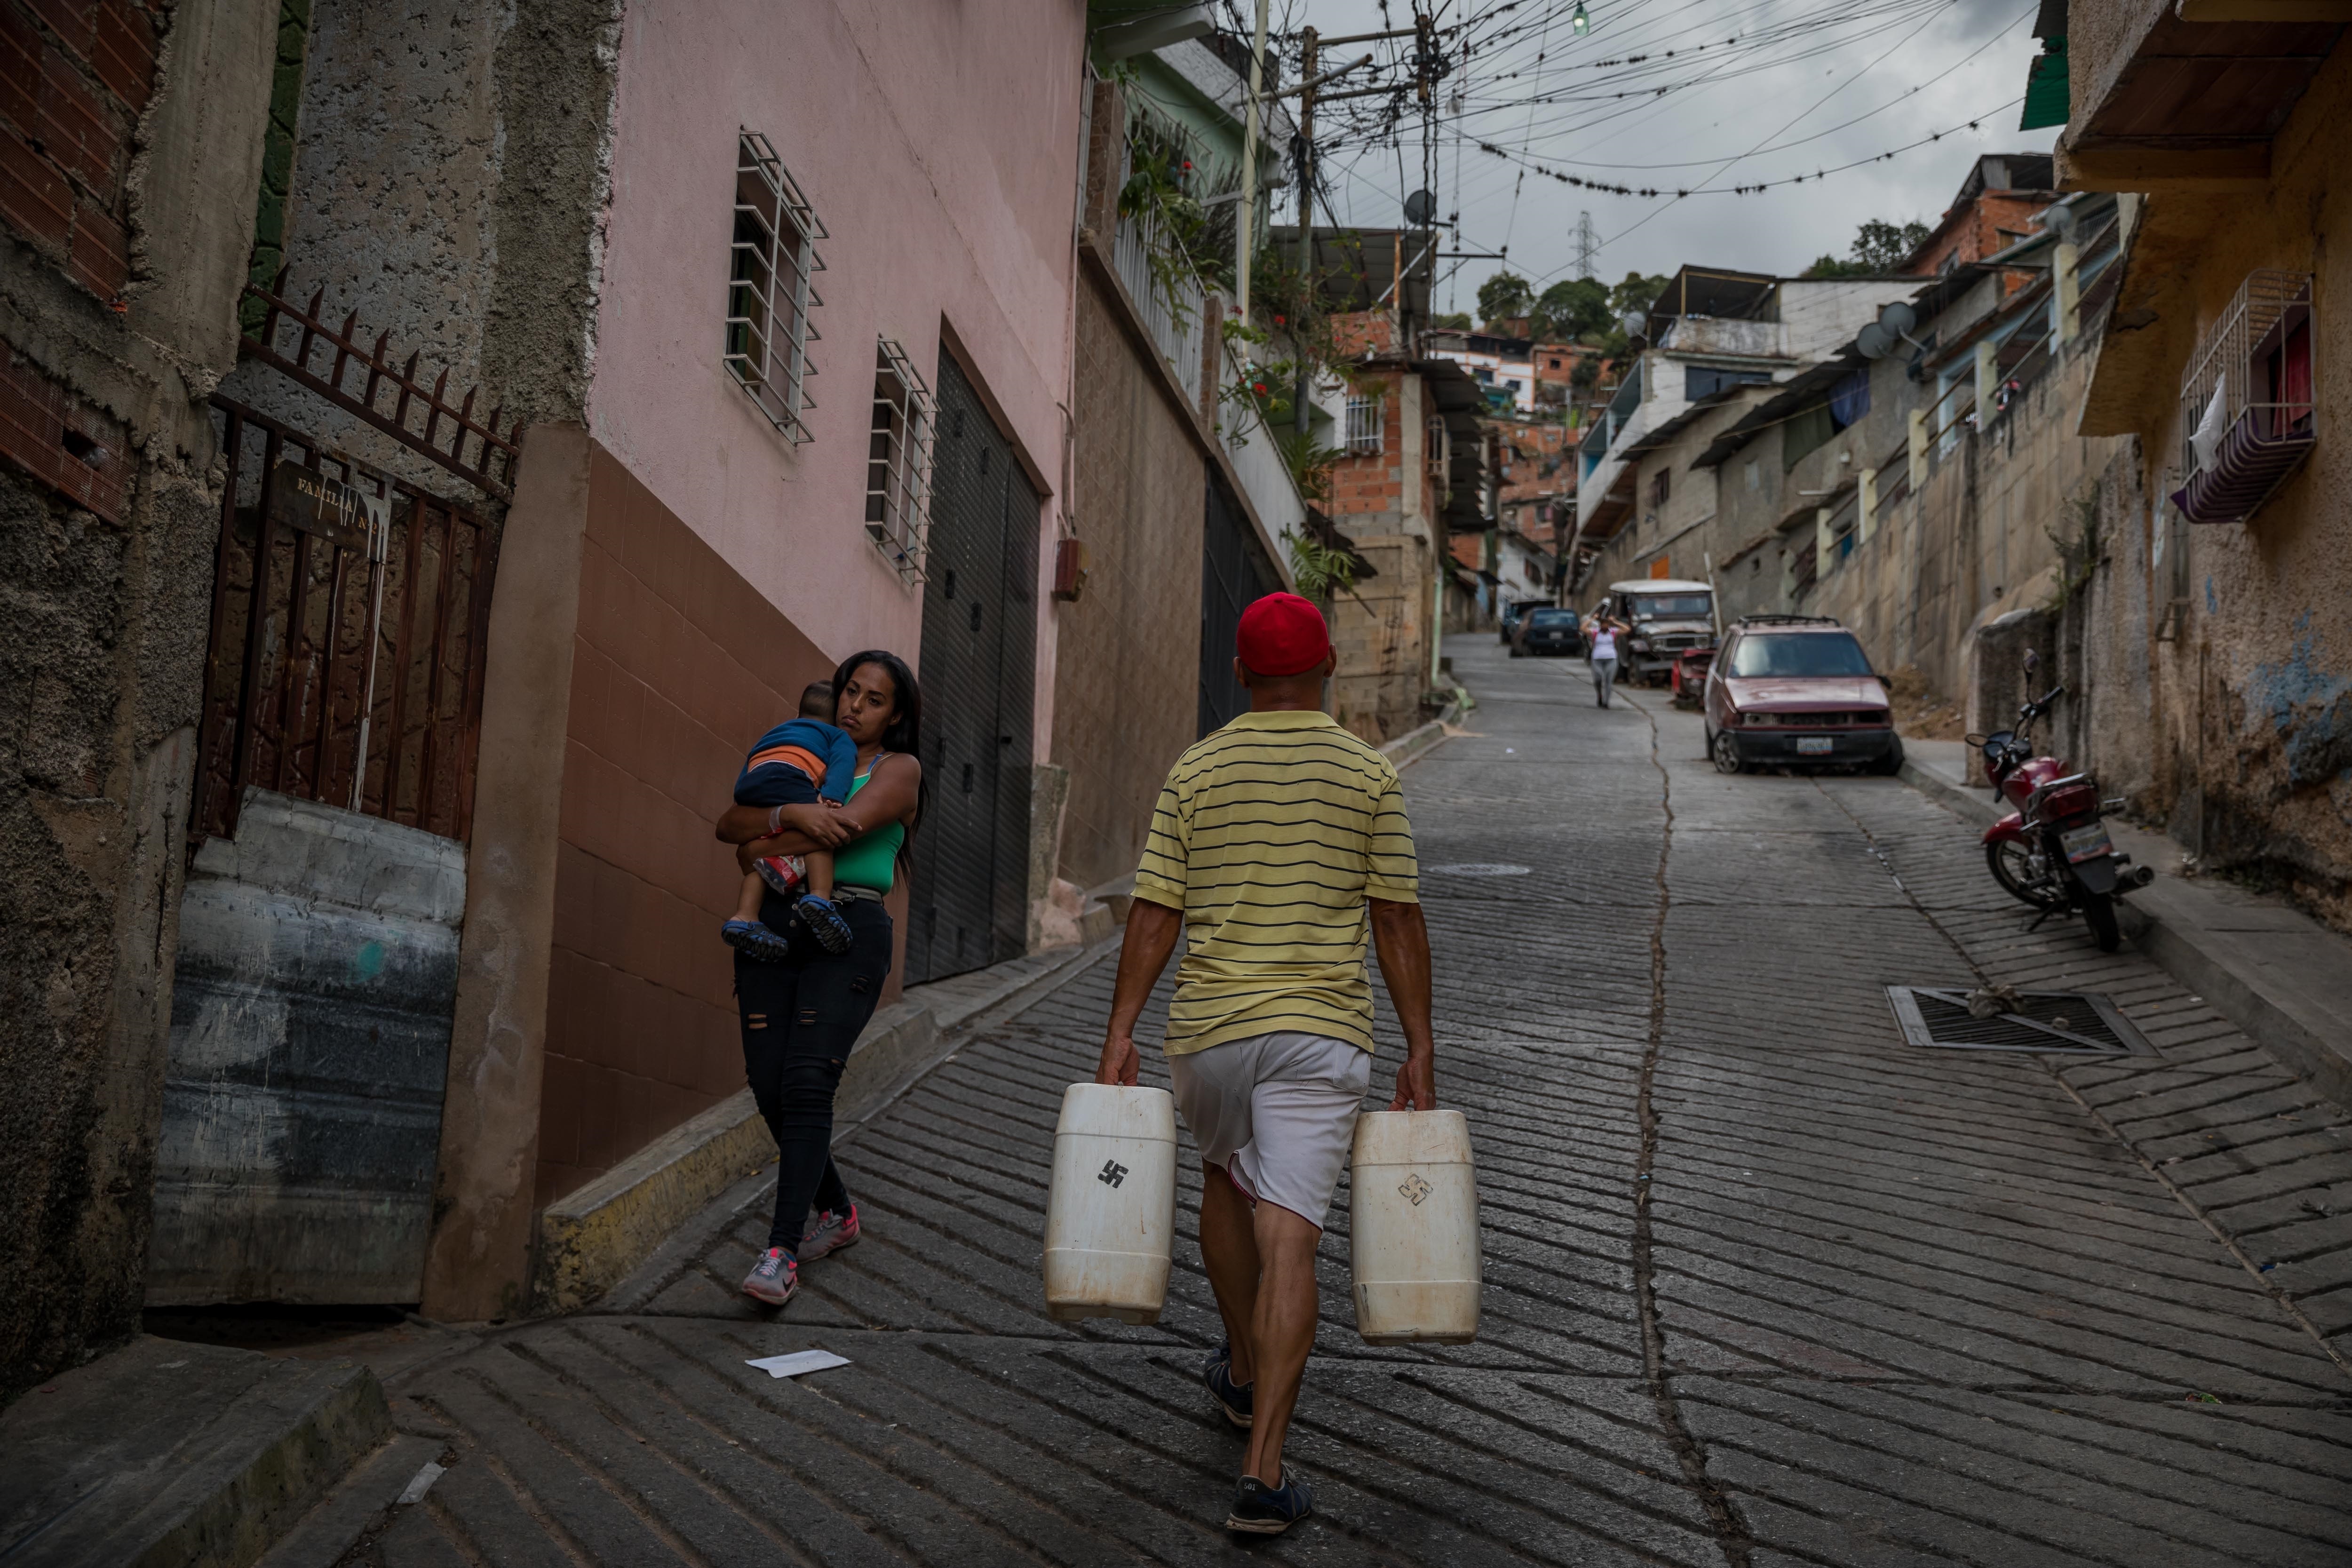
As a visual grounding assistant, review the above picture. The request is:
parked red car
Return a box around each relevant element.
[1702,615,1904,775]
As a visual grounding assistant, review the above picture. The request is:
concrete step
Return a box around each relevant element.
[255,1430,445,1568]
[0,1335,388,1568]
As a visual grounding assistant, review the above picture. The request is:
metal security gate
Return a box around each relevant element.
[1199,470,1281,735]
[907,354,1039,983]
[192,397,501,848]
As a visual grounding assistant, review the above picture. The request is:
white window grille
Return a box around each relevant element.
[1345,394,1383,455]
[2174,269,2315,525]
[867,340,935,580]
[726,131,825,443]
[1426,415,1448,477]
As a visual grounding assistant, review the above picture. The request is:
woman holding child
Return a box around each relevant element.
[714,651,924,1307]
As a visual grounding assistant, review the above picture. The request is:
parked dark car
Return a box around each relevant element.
[1497,597,1550,645]
[1701,615,1903,774]
[1511,606,1588,659]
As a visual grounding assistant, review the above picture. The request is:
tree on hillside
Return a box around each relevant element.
[1477,271,1534,331]
[1533,278,1612,342]
[1431,310,1472,331]
[1801,217,1931,278]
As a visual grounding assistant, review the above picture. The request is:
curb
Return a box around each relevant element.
[1382,698,1462,772]
[1899,756,2352,1110]
[529,936,1119,1314]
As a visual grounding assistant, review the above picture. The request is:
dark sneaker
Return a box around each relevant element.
[755,855,803,897]
[794,894,854,955]
[741,1247,797,1306]
[1202,1342,1253,1429]
[722,919,793,963]
[799,1202,861,1262]
[1227,1471,1312,1535]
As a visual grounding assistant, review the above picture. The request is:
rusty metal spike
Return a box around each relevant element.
[422,368,450,448]
[305,285,325,317]
[402,350,420,382]
[273,263,290,296]
[371,329,390,365]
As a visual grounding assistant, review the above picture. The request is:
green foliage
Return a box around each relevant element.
[1533,278,1612,342]
[1286,532,1361,602]
[1117,126,1231,322]
[1477,271,1534,330]
[1432,310,1473,330]
[1800,218,1931,278]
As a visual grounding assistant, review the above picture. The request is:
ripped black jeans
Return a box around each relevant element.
[735,895,893,1252]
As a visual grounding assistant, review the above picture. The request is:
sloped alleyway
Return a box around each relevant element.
[333,636,2352,1568]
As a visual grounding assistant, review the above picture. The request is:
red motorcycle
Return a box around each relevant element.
[1970,651,2153,951]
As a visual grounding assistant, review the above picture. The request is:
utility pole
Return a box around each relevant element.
[1294,25,1317,436]
[1236,0,1270,322]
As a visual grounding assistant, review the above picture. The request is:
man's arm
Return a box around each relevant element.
[1370,897,1437,1110]
[1093,898,1183,1086]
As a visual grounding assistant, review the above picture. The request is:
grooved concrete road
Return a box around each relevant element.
[337,635,2352,1568]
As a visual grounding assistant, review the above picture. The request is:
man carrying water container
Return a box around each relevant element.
[1095,590,1439,1536]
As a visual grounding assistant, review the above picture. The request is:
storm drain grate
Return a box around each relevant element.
[1884,987,2157,1055]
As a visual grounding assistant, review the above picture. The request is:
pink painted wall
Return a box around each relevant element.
[589,0,1085,749]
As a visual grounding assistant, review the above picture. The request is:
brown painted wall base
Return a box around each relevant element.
[426,425,905,1319]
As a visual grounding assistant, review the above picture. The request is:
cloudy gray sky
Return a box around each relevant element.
[1238,0,2057,308]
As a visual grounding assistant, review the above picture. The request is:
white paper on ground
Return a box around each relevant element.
[744,1349,850,1379]
[397,1461,446,1506]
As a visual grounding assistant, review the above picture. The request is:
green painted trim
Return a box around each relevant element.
[241,0,311,333]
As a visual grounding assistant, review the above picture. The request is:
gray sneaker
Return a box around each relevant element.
[741,1247,797,1306]
[798,1202,861,1262]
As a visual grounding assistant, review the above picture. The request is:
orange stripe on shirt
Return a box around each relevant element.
[746,744,824,780]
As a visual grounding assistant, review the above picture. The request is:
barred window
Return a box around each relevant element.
[726,131,826,442]
[1425,414,1448,477]
[1345,394,1383,455]
[866,340,935,580]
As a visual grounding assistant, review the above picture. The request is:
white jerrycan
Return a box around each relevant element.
[1042,1083,1177,1324]
[1349,1108,1481,1344]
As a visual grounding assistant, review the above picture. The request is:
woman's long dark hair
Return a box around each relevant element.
[832,649,925,869]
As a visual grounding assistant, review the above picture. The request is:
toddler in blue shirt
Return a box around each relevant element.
[722,681,858,961]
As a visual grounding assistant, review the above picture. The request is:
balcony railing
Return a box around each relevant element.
[1111,203,1205,410]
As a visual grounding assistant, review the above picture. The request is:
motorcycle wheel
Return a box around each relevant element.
[1711,729,1747,775]
[2082,891,2121,952]
[1986,839,2066,910]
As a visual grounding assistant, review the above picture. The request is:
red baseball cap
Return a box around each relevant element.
[1236,592,1332,677]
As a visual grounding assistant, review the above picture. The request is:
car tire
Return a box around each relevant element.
[1711,729,1747,775]
[1867,738,1906,776]
[1509,645,1523,658]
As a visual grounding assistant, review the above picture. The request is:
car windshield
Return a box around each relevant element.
[1629,594,1712,618]
[1729,632,1874,677]
[1527,609,1578,626]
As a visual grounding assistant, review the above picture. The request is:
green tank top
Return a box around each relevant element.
[831,761,905,893]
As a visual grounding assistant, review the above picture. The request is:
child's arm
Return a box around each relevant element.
[821,730,859,803]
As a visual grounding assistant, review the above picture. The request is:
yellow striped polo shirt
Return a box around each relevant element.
[1133,709,1419,1056]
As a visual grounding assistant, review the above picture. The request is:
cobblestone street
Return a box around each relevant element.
[345,636,2352,1568]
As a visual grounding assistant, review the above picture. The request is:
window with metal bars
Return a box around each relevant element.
[726,132,826,442]
[1425,415,1447,477]
[867,340,935,580]
[1345,394,1383,455]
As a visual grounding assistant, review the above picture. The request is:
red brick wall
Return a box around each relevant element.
[0,0,159,302]
[534,444,847,1204]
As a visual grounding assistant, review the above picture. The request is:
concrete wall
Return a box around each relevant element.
[1055,266,1205,892]
[1324,362,1442,744]
[218,0,625,491]
[2070,44,2352,928]
[151,791,464,1305]
[0,0,273,1396]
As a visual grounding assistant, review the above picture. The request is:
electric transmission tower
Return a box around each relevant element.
[1575,210,1598,280]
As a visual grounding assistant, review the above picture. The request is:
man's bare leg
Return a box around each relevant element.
[1196,1162,1261,1384]
[1240,1200,1321,1486]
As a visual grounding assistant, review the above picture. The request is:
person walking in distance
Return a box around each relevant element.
[1094,592,1438,1536]
[1587,611,1628,708]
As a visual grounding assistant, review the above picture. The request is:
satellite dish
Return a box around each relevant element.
[1855,322,1893,360]
[1878,301,1917,338]
[1404,189,1438,226]
[1620,309,1646,337]
[2043,202,2079,240]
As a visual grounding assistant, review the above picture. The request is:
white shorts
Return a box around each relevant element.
[1167,1031,1371,1228]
